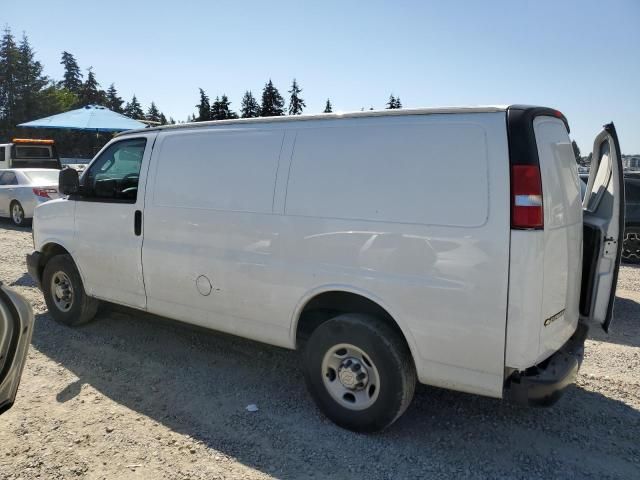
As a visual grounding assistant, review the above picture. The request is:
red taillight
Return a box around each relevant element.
[32,188,56,199]
[511,164,543,229]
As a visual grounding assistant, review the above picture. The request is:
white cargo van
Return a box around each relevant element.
[27,106,623,431]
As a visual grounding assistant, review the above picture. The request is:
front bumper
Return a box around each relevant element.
[504,322,589,406]
[26,251,42,288]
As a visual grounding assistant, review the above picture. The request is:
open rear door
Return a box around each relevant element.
[580,123,624,332]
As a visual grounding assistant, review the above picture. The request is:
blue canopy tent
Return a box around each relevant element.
[17,105,147,159]
[18,104,147,132]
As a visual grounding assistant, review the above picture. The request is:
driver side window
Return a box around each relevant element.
[83,138,147,202]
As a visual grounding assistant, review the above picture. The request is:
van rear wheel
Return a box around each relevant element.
[42,254,99,327]
[303,313,416,432]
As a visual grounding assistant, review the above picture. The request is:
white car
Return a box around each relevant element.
[27,106,623,432]
[0,169,60,226]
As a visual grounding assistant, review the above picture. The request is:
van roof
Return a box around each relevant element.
[116,105,511,137]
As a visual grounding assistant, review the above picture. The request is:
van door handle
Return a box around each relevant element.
[134,210,142,236]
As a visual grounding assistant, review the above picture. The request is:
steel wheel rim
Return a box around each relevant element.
[51,271,74,312]
[12,204,23,224]
[321,343,380,411]
[622,230,640,262]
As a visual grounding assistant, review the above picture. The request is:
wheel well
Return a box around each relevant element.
[295,291,406,348]
[38,243,70,280]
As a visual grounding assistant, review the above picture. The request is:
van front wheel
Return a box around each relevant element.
[303,313,416,432]
[42,254,99,327]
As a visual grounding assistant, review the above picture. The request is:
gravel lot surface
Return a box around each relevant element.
[0,221,638,479]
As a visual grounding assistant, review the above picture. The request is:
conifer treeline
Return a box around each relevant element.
[0,26,403,154]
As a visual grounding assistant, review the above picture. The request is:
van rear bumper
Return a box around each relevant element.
[504,322,588,406]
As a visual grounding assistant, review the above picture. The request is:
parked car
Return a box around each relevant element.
[0,169,61,226]
[0,138,62,170]
[27,106,623,432]
[0,281,35,416]
[581,172,640,263]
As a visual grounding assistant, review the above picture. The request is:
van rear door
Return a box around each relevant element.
[580,123,624,331]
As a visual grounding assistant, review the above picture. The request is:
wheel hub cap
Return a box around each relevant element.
[51,271,73,312]
[337,358,369,390]
[321,343,380,410]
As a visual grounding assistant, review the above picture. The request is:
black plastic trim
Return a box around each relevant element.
[504,322,588,406]
[506,105,570,168]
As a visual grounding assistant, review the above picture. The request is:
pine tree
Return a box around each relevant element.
[210,95,238,120]
[146,102,161,123]
[210,96,221,119]
[0,27,20,129]
[159,112,167,125]
[323,99,332,113]
[80,67,105,105]
[572,140,581,162]
[287,78,305,115]
[259,79,285,117]
[195,88,210,121]
[386,94,398,109]
[124,94,144,119]
[105,83,124,113]
[15,33,48,122]
[60,51,83,94]
[394,97,402,109]
[240,90,260,118]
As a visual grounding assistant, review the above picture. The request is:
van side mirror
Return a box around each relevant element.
[59,167,80,195]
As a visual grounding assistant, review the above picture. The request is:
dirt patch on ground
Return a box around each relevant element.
[1,221,639,479]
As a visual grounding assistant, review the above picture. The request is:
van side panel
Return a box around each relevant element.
[142,113,511,398]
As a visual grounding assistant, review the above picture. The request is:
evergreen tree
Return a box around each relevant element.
[105,83,124,113]
[124,94,144,119]
[386,94,401,109]
[60,51,83,94]
[287,78,305,115]
[195,88,210,121]
[572,140,581,163]
[80,67,105,105]
[259,79,285,117]
[15,33,48,122]
[240,90,260,118]
[168,116,176,124]
[323,99,332,113]
[159,112,167,125]
[210,96,221,119]
[0,27,20,129]
[210,95,238,120]
[146,101,161,123]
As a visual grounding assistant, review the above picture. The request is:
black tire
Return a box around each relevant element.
[303,313,416,432]
[42,254,99,327]
[9,201,29,227]
[622,227,640,264]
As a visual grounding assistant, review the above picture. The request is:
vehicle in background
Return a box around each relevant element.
[0,139,62,170]
[0,281,35,416]
[581,172,640,263]
[0,169,60,226]
[28,106,623,432]
[621,172,640,263]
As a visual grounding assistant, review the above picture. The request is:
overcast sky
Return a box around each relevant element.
[3,0,640,152]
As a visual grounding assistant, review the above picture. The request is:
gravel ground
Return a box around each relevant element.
[0,220,638,480]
